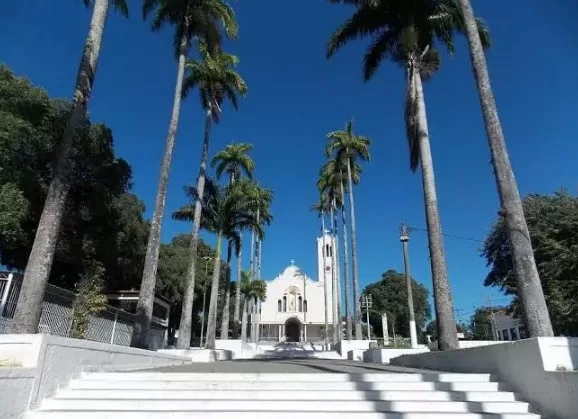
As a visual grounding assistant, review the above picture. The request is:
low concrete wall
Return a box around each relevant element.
[391,337,578,419]
[158,348,233,362]
[0,334,190,419]
[215,339,243,358]
[335,340,376,358]
[427,340,506,351]
[363,348,430,364]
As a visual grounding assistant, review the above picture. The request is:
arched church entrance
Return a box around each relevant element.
[285,317,301,342]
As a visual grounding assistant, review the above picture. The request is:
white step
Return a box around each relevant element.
[26,412,541,419]
[81,372,497,382]
[68,378,509,392]
[55,389,519,402]
[40,399,531,414]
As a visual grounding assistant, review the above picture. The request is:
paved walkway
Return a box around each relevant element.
[145,358,441,374]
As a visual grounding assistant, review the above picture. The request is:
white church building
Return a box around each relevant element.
[258,233,336,343]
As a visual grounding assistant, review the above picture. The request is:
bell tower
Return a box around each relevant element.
[316,231,336,323]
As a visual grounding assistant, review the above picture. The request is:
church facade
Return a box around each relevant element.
[258,233,337,343]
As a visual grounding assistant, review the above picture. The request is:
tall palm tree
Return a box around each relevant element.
[311,196,332,347]
[318,157,362,341]
[220,235,240,339]
[239,270,267,341]
[457,0,553,336]
[326,120,370,340]
[211,142,255,335]
[174,43,247,349]
[11,0,128,333]
[133,0,238,348]
[175,178,263,349]
[326,0,489,350]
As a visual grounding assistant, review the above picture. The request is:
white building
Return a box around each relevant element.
[492,311,527,341]
[258,233,336,343]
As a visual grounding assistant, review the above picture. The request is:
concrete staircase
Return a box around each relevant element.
[26,371,540,418]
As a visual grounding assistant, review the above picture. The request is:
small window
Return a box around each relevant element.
[298,296,303,312]
[502,329,509,340]
[282,296,287,312]
[519,326,528,339]
[303,300,308,313]
[497,330,502,340]
[277,299,282,312]
[510,328,518,341]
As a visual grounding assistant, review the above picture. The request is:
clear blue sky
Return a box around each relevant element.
[1,1,577,323]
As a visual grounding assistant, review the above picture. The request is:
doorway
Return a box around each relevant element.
[285,317,301,342]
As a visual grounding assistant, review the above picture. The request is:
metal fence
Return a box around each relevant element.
[0,273,166,349]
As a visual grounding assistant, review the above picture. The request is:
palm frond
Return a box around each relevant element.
[327,7,384,59]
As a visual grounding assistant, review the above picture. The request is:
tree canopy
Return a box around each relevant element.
[362,269,431,339]
[482,190,578,336]
[0,65,148,290]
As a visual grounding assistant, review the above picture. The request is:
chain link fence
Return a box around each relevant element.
[0,273,166,349]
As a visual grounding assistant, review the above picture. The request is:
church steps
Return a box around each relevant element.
[39,399,531,414]
[68,378,509,392]
[79,372,498,382]
[26,412,541,419]
[55,389,520,402]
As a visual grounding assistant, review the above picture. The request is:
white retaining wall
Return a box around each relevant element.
[391,337,578,419]
[0,334,190,419]
[363,348,430,364]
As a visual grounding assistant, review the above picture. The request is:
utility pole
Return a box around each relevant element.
[400,223,418,348]
[200,256,211,348]
[361,294,373,340]
[484,294,497,340]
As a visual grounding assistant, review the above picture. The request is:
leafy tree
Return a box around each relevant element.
[458,0,553,337]
[10,0,129,333]
[326,0,489,350]
[71,262,108,339]
[469,306,504,341]
[239,270,267,341]
[134,0,238,349]
[174,43,247,349]
[483,190,578,336]
[0,66,145,292]
[326,120,370,340]
[363,270,431,341]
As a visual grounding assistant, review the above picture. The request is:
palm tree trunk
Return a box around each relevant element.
[249,227,255,277]
[233,243,242,336]
[205,231,223,349]
[414,69,459,350]
[320,211,329,347]
[254,209,261,343]
[132,28,189,348]
[346,158,362,340]
[339,181,353,341]
[11,0,110,333]
[220,243,233,339]
[331,208,343,343]
[176,108,212,349]
[458,0,553,337]
[240,296,248,341]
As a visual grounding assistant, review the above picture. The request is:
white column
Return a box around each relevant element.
[382,313,389,346]
[278,324,282,342]
[409,320,418,348]
[304,324,307,342]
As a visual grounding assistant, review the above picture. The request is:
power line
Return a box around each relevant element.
[408,226,484,243]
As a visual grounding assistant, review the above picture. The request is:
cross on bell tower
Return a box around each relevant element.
[290,259,295,266]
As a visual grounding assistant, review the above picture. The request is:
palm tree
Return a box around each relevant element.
[220,235,240,339]
[457,0,553,336]
[175,178,263,349]
[174,44,247,349]
[11,0,128,333]
[133,0,238,348]
[239,270,267,341]
[326,0,489,350]
[325,120,370,340]
[318,157,362,341]
[211,142,255,336]
[311,197,332,347]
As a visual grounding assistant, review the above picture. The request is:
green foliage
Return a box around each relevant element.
[362,269,431,339]
[240,271,267,302]
[71,262,108,339]
[326,0,490,81]
[482,190,578,336]
[211,142,255,182]
[468,306,504,340]
[82,0,129,18]
[326,119,371,165]
[0,64,148,289]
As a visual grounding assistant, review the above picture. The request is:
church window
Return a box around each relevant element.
[304,300,308,313]
[282,296,287,312]
[298,296,303,312]
[277,299,282,312]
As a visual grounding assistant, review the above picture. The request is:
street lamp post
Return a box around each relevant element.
[361,293,373,340]
[200,256,211,348]
[400,223,418,348]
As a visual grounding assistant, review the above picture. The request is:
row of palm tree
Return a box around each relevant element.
[325,0,553,349]
[314,120,370,342]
